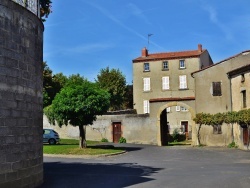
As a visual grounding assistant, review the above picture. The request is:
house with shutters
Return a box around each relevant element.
[132,44,213,145]
[191,50,250,148]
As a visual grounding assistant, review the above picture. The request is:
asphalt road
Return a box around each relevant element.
[40,144,250,188]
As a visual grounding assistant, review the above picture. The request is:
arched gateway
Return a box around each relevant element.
[156,102,196,146]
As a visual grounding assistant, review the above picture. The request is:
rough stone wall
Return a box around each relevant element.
[0,0,44,187]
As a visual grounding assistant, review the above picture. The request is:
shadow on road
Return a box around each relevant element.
[40,162,163,188]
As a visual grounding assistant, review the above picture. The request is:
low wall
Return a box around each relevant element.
[43,114,158,145]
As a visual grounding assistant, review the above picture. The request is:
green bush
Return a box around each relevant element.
[119,137,126,143]
[101,138,109,142]
[228,141,238,148]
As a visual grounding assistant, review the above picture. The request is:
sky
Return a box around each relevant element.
[43,0,250,84]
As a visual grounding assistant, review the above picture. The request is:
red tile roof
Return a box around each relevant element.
[149,97,195,103]
[133,49,206,63]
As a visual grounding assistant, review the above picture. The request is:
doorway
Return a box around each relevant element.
[181,121,189,140]
[160,109,169,146]
[112,122,122,143]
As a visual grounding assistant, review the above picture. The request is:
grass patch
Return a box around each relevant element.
[43,138,125,155]
[168,140,192,146]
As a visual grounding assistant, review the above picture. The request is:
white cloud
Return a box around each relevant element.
[127,3,151,25]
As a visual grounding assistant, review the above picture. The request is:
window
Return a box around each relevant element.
[162,76,170,90]
[166,107,171,113]
[242,90,247,108]
[143,100,150,114]
[176,106,180,111]
[143,78,150,91]
[212,82,222,96]
[181,106,188,111]
[179,75,187,89]
[241,74,245,83]
[144,63,150,71]
[179,60,185,69]
[213,125,222,134]
[162,61,169,70]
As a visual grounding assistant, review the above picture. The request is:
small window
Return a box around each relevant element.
[180,106,188,111]
[179,60,185,69]
[143,100,150,114]
[212,82,222,96]
[176,106,180,112]
[162,61,169,70]
[144,63,150,71]
[213,125,222,134]
[241,74,245,82]
[242,90,247,108]
[143,78,150,91]
[162,76,170,90]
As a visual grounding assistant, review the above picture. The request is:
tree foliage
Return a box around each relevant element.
[193,109,250,145]
[44,74,110,148]
[43,62,67,108]
[96,67,126,111]
[40,0,52,21]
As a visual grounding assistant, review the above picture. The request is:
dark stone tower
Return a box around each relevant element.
[0,0,44,187]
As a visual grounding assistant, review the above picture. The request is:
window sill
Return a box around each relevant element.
[179,68,186,70]
[162,68,169,71]
[179,88,188,90]
[143,70,150,72]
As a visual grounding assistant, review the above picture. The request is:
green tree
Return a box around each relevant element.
[43,62,67,108]
[224,111,238,142]
[96,67,126,111]
[44,74,110,148]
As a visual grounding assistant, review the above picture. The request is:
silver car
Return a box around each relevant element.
[43,129,60,145]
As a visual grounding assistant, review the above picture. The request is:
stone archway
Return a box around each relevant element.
[156,101,196,146]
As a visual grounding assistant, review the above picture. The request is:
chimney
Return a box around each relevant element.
[142,47,148,57]
[198,44,202,52]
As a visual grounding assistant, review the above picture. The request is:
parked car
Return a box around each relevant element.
[43,129,60,145]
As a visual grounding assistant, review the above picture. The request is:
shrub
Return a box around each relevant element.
[172,128,179,142]
[101,138,109,142]
[228,141,238,148]
[119,137,126,143]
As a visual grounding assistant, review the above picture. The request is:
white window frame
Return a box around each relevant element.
[179,75,187,89]
[144,63,150,71]
[143,100,150,114]
[162,76,170,90]
[162,61,169,70]
[179,60,185,69]
[176,106,180,111]
[143,77,150,91]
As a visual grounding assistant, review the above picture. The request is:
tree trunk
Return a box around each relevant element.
[197,124,202,146]
[79,125,87,148]
[231,123,234,142]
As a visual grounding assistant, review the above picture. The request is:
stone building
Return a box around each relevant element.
[0,1,43,187]
[191,50,250,148]
[132,44,213,145]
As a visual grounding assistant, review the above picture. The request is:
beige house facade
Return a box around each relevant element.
[132,44,213,145]
[192,51,250,149]
[227,64,250,149]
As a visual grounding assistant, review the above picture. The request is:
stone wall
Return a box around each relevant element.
[43,114,158,145]
[0,0,44,187]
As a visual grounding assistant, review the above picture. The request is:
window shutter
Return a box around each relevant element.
[162,76,169,90]
[166,107,171,112]
[212,82,221,96]
[143,78,150,91]
[143,100,149,114]
[179,75,187,89]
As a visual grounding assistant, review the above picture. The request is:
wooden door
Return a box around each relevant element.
[113,122,121,143]
[181,121,188,140]
[243,127,249,145]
